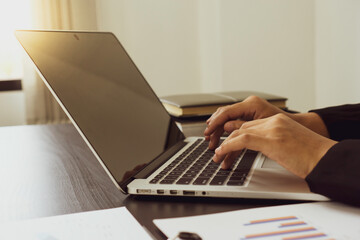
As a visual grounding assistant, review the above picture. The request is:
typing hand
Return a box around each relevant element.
[204,96,288,150]
[213,114,337,178]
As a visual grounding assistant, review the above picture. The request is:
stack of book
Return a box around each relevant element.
[160,91,287,118]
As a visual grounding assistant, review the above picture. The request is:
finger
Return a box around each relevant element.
[205,107,222,127]
[206,115,212,124]
[221,150,242,169]
[204,115,222,137]
[215,132,267,156]
[206,104,227,124]
[213,130,248,163]
[208,127,224,150]
[204,103,247,136]
[212,150,225,163]
[204,114,230,136]
[223,120,246,133]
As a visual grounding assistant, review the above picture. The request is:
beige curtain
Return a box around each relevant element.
[24,0,96,124]
[22,0,73,124]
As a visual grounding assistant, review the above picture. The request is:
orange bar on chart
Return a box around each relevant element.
[280,221,307,227]
[246,216,298,225]
[282,232,327,240]
[244,227,316,239]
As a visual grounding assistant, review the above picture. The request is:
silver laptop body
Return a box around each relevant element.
[15,30,328,201]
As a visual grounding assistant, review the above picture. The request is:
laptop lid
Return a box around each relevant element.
[15,30,185,193]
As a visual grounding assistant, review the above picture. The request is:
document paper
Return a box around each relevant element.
[0,207,152,240]
[154,202,360,240]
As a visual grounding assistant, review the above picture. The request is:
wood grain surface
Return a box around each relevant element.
[0,124,301,239]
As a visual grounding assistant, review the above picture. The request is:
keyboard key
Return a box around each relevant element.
[164,175,179,180]
[169,171,182,176]
[186,169,199,174]
[203,169,216,174]
[193,177,210,185]
[205,165,218,170]
[189,166,202,171]
[154,174,164,179]
[160,179,175,184]
[179,162,192,167]
[199,173,214,178]
[209,176,227,185]
[174,167,187,171]
[231,172,248,177]
[183,158,194,163]
[227,180,245,186]
[176,178,193,185]
[229,176,246,181]
[149,179,159,184]
[163,167,173,172]
[183,173,196,178]
[193,162,204,166]
[236,150,257,170]
[215,171,231,176]
[192,158,208,166]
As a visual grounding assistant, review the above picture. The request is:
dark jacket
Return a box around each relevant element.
[306,104,360,206]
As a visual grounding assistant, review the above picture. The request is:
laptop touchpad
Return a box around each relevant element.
[261,158,285,170]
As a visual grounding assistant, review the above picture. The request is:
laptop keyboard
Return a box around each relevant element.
[149,139,257,186]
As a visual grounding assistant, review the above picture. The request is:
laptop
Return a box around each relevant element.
[15,30,328,201]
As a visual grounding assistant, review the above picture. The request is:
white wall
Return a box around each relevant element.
[96,0,316,112]
[315,0,360,109]
[96,0,201,97]
[216,1,315,112]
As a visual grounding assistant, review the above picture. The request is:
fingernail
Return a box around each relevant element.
[221,162,226,169]
[215,146,222,154]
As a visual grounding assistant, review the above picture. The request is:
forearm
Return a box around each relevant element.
[290,112,330,138]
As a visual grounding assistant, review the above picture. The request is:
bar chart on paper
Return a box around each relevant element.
[240,215,333,240]
[153,202,360,240]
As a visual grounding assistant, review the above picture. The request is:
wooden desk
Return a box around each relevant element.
[0,124,300,239]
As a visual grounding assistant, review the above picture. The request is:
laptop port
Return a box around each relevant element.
[137,189,151,194]
[157,190,164,194]
[183,190,195,196]
[170,190,177,195]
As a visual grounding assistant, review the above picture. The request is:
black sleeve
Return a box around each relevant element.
[310,104,360,141]
[305,140,360,206]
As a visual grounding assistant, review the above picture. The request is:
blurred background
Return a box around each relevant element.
[0,0,359,126]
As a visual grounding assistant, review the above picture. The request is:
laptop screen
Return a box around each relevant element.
[16,30,185,189]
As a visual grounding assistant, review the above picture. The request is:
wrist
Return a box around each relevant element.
[291,113,330,138]
[289,113,311,127]
[307,138,337,177]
